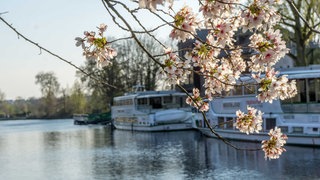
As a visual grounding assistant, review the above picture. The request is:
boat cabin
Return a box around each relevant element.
[200,65,320,135]
[113,91,190,114]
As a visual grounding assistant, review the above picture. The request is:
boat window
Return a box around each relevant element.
[292,127,303,134]
[150,97,162,109]
[282,78,320,113]
[163,96,173,104]
[137,98,148,105]
[114,99,133,106]
[176,96,188,107]
[232,85,243,96]
[278,126,288,133]
[127,99,133,105]
[266,118,276,130]
[313,78,320,103]
[285,79,306,103]
[312,128,318,132]
[218,117,225,129]
[226,117,234,129]
[222,90,232,96]
[243,85,256,95]
[298,79,307,103]
[114,100,121,106]
[182,96,189,107]
[308,79,316,102]
[317,79,320,103]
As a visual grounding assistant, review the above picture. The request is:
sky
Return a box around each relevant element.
[0,0,197,100]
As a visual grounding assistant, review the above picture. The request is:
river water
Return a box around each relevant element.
[0,119,319,180]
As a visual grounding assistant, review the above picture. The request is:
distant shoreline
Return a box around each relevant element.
[0,118,71,121]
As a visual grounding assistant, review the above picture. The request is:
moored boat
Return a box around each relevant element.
[73,112,112,125]
[195,65,320,146]
[73,114,89,125]
[111,86,196,131]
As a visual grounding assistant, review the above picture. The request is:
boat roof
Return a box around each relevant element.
[113,90,187,100]
[137,91,186,98]
[238,65,320,82]
[278,65,320,79]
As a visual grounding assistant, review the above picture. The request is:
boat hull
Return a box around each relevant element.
[155,109,188,123]
[198,127,320,146]
[114,122,193,132]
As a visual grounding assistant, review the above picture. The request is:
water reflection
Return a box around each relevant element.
[201,137,320,179]
[0,120,319,180]
[100,130,204,179]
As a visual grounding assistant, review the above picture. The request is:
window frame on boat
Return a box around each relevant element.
[282,77,320,113]
[221,74,320,113]
[114,98,134,106]
[135,94,190,110]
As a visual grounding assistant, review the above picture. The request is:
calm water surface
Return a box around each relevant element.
[0,119,319,180]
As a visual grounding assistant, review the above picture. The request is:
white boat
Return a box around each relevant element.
[111,86,196,131]
[195,65,320,146]
[73,114,89,125]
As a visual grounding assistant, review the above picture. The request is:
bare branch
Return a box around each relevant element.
[0,16,117,89]
[0,11,9,15]
[103,0,164,68]
[286,0,320,34]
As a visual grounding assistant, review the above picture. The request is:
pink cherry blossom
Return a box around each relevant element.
[249,29,289,72]
[170,6,200,42]
[75,24,117,67]
[186,88,209,112]
[139,0,172,11]
[160,47,191,84]
[253,68,297,103]
[235,106,263,134]
[200,0,240,19]
[262,127,288,160]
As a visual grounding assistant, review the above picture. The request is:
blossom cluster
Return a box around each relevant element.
[186,88,209,112]
[262,127,288,160]
[160,48,191,84]
[184,41,245,100]
[249,29,289,72]
[253,68,297,103]
[235,106,263,135]
[139,0,172,11]
[241,0,282,32]
[169,6,200,42]
[200,0,240,19]
[75,24,117,67]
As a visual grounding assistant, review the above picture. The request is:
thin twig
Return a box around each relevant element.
[286,0,320,34]
[103,0,164,68]
[0,16,117,89]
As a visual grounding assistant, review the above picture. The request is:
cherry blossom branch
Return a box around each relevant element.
[77,0,295,160]
[108,36,134,44]
[103,0,164,68]
[102,0,169,36]
[177,83,261,151]
[106,0,167,47]
[0,16,117,89]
